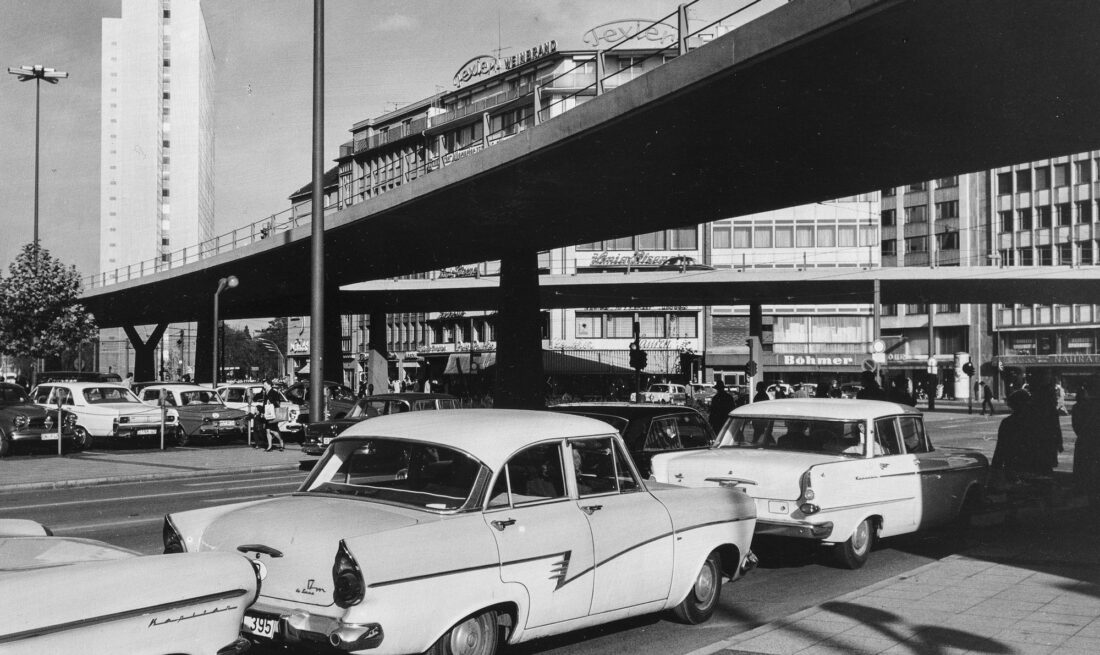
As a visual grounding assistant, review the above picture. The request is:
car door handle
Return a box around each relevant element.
[581,505,603,515]
[237,543,284,558]
[491,519,516,531]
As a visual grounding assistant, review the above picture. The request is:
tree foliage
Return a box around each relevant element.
[0,244,97,360]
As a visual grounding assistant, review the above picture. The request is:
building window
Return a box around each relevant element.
[935,200,958,220]
[606,315,633,338]
[907,182,927,192]
[1016,170,1032,192]
[999,249,1014,266]
[1080,241,1095,265]
[1075,160,1092,183]
[817,226,836,248]
[881,239,897,256]
[575,313,603,338]
[997,172,1013,195]
[607,237,632,251]
[163,59,170,67]
[906,303,928,314]
[1038,206,1052,229]
[1054,163,1070,187]
[837,225,857,247]
[753,226,773,248]
[669,228,696,250]
[1057,203,1072,226]
[882,187,896,197]
[937,304,960,313]
[860,225,878,246]
[161,238,170,246]
[935,176,958,188]
[774,226,793,248]
[668,313,698,338]
[936,230,959,250]
[636,231,666,250]
[905,205,927,223]
[637,314,664,338]
[1037,245,1053,266]
[796,226,814,247]
[881,304,897,316]
[881,209,896,226]
[1019,248,1033,266]
[1018,208,1033,230]
[999,210,1013,232]
[1035,166,1051,190]
[712,226,731,249]
[1077,201,1092,224]
[733,226,752,248]
[905,236,928,253]
[1059,243,1073,265]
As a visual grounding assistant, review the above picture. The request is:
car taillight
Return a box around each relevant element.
[332,539,365,608]
[119,416,130,424]
[163,515,186,554]
[800,470,815,501]
[64,412,77,427]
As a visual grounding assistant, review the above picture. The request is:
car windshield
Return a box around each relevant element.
[718,416,868,457]
[347,399,383,419]
[0,387,28,404]
[560,412,630,435]
[83,387,142,404]
[179,390,221,405]
[306,438,484,511]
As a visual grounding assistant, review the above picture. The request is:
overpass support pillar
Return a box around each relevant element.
[194,315,213,385]
[123,324,168,382]
[749,303,763,339]
[365,310,390,394]
[495,250,544,409]
[322,286,345,387]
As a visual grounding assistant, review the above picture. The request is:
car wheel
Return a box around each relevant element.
[175,429,190,447]
[672,550,723,624]
[72,426,92,452]
[426,609,499,655]
[834,518,874,569]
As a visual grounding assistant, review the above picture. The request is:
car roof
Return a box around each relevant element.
[730,398,920,420]
[363,392,456,401]
[141,384,216,391]
[32,381,128,390]
[336,409,617,470]
[550,402,699,419]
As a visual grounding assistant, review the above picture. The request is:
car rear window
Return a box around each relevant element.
[720,417,868,456]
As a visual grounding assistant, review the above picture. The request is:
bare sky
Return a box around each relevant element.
[0,0,778,279]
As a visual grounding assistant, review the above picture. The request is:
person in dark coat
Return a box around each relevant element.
[992,389,1033,485]
[980,381,995,415]
[753,381,771,403]
[1028,376,1064,474]
[257,379,285,452]
[856,371,887,400]
[708,381,736,434]
[888,375,916,406]
[1072,374,1100,506]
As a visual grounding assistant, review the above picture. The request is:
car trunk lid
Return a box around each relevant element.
[662,449,840,500]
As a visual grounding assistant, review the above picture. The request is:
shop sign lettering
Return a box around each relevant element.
[503,40,557,70]
[781,355,856,367]
[582,20,677,48]
[453,55,501,88]
[442,143,485,164]
[587,251,668,267]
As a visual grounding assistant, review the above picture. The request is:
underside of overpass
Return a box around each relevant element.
[80,0,1100,401]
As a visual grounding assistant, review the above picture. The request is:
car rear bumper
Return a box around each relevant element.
[755,519,833,540]
[10,428,74,443]
[114,424,170,439]
[245,604,384,652]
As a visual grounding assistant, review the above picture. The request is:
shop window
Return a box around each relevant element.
[607,315,633,338]
[712,226,731,249]
[637,314,664,338]
[607,237,633,251]
[575,313,603,338]
[997,172,1013,195]
[576,241,602,251]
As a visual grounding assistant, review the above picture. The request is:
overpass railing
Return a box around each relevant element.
[85,0,773,291]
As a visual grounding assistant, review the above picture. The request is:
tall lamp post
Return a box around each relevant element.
[255,338,287,379]
[212,276,239,387]
[7,65,68,271]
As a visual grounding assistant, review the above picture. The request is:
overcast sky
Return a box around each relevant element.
[0,0,779,279]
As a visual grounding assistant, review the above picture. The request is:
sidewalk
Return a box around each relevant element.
[0,443,313,492]
[697,501,1100,655]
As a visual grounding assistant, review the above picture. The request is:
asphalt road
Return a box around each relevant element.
[0,405,1076,655]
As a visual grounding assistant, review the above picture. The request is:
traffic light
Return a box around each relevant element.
[744,360,758,377]
[962,362,975,376]
[630,347,648,371]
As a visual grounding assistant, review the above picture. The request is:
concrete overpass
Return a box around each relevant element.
[80,0,1100,401]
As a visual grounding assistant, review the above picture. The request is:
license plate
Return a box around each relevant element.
[243,611,281,639]
[138,429,157,435]
[217,420,236,427]
[322,437,333,445]
[41,433,60,441]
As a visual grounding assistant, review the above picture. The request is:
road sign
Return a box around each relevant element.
[871,352,887,364]
[871,339,886,353]
[862,358,878,372]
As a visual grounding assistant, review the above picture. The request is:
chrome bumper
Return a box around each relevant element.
[755,519,834,540]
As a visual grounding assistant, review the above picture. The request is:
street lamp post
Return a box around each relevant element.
[7,65,68,271]
[212,276,239,387]
[255,338,287,379]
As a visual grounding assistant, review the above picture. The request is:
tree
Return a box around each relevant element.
[0,244,97,374]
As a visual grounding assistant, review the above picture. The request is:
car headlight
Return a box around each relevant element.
[45,415,55,430]
[64,412,77,428]
[13,414,29,429]
[118,416,130,424]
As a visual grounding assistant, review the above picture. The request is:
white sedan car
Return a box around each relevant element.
[30,382,174,446]
[164,410,758,655]
[0,520,258,655]
[216,383,304,441]
[651,399,988,569]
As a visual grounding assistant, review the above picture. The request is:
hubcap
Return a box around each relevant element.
[694,562,716,602]
[450,617,487,655]
[852,521,869,553]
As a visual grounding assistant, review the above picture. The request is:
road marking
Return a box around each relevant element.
[2,482,302,511]
[184,474,306,487]
[46,494,296,533]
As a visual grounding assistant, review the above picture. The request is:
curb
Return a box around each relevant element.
[0,462,305,493]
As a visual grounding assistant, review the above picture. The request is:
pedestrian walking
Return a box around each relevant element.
[1029,376,1064,475]
[856,371,886,400]
[991,389,1033,487]
[256,379,284,452]
[980,381,995,415]
[708,381,735,433]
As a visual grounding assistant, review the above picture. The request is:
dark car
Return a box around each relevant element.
[285,381,357,423]
[547,402,716,477]
[658,256,715,271]
[301,392,459,456]
[0,383,80,457]
[138,384,249,446]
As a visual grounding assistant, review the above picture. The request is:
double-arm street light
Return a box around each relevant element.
[255,337,287,378]
[212,276,239,387]
[7,65,69,272]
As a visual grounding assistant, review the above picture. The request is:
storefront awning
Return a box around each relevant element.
[445,352,497,375]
